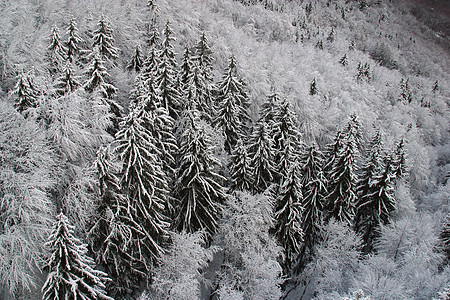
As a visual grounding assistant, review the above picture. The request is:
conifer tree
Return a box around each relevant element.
[42,212,112,300]
[173,109,226,236]
[440,214,450,261]
[215,55,251,153]
[325,117,361,223]
[84,48,117,97]
[140,47,160,84]
[12,71,39,114]
[179,46,192,89]
[310,78,318,95]
[229,139,254,192]
[66,17,83,63]
[108,109,170,295]
[300,145,327,253]
[47,25,67,73]
[192,33,214,85]
[432,80,439,93]
[273,98,302,179]
[339,54,349,66]
[156,21,181,118]
[127,45,143,72]
[55,63,80,95]
[92,15,119,60]
[274,160,304,266]
[247,120,276,193]
[399,78,413,103]
[144,19,159,48]
[390,138,407,180]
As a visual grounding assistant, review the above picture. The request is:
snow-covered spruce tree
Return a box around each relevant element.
[173,108,226,237]
[179,46,192,90]
[0,100,54,296]
[390,138,407,180]
[215,55,251,153]
[42,212,112,300]
[273,98,303,180]
[310,77,318,95]
[55,62,80,95]
[84,47,121,133]
[192,33,214,85]
[229,139,254,192]
[247,120,276,193]
[47,25,67,74]
[109,109,170,296]
[300,145,327,257]
[325,116,361,224]
[216,191,283,300]
[323,130,345,177]
[145,231,217,300]
[127,45,143,73]
[133,75,178,180]
[354,130,395,253]
[143,19,159,49]
[259,91,282,130]
[184,63,214,122]
[156,21,181,118]
[11,71,39,114]
[273,160,304,267]
[398,78,413,104]
[66,17,83,63]
[92,15,118,60]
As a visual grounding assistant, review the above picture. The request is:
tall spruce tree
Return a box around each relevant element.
[215,55,251,153]
[273,98,303,180]
[390,138,407,180]
[55,62,80,95]
[66,17,83,63]
[156,21,181,118]
[12,71,39,114]
[325,116,361,223]
[47,25,67,74]
[92,15,119,60]
[273,160,304,266]
[300,145,327,254]
[127,45,143,72]
[247,120,276,193]
[173,108,226,237]
[180,46,193,90]
[109,109,170,296]
[192,33,214,84]
[42,212,112,300]
[144,19,159,48]
[229,139,254,192]
[440,214,450,262]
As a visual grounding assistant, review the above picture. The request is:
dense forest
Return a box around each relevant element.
[0,0,448,299]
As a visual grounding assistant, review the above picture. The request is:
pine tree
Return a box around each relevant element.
[156,21,181,118]
[173,109,226,237]
[12,71,39,114]
[273,98,302,179]
[399,78,413,103]
[339,54,349,66]
[179,46,192,89]
[55,62,80,95]
[310,78,318,95]
[247,120,276,193]
[42,212,112,300]
[109,109,170,295]
[92,15,119,60]
[47,25,67,73]
[390,138,407,179]
[127,45,143,72]
[143,19,160,48]
[215,55,251,153]
[84,48,117,97]
[192,33,214,85]
[354,130,393,253]
[66,17,83,63]
[325,117,361,223]
[229,139,254,192]
[300,145,327,253]
[274,160,304,266]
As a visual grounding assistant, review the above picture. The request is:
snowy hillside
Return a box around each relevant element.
[0,0,448,299]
